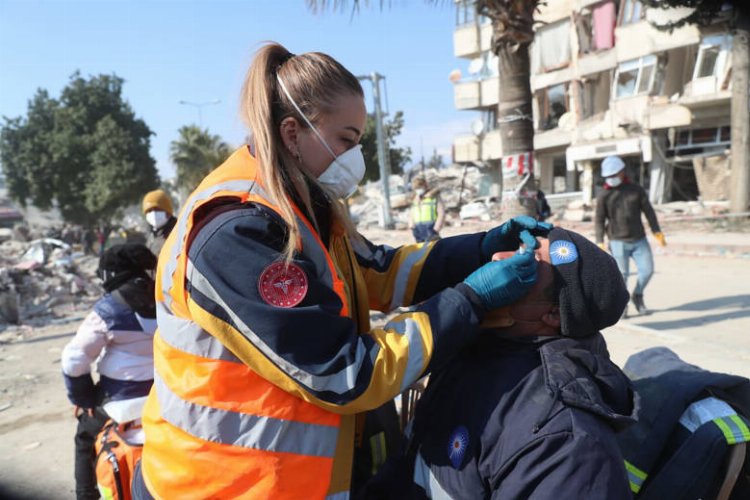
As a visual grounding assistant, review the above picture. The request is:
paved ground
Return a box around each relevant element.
[0,221,748,498]
[604,252,750,378]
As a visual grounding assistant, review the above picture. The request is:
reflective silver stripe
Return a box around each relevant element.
[325,492,350,500]
[155,374,338,457]
[186,260,374,396]
[679,397,738,433]
[413,450,454,499]
[387,318,427,392]
[162,179,259,310]
[156,302,241,362]
[389,244,432,311]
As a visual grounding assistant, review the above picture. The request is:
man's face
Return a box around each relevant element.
[482,238,561,333]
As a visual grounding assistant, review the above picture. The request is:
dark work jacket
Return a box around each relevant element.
[595,182,661,244]
[362,332,639,500]
[618,347,750,499]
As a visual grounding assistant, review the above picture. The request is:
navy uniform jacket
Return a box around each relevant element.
[364,332,638,499]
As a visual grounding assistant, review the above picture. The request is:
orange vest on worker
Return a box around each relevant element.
[140,147,370,499]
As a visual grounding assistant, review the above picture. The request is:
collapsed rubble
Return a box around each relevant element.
[0,237,100,327]
[350,164,505,228]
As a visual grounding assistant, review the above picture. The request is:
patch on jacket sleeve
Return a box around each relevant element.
[448,425,469,469]
[257,261,308,308]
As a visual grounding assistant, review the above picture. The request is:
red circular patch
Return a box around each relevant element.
[258,262,308,308]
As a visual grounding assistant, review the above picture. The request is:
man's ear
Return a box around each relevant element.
[541,306,561,329]
[279,117,300,156]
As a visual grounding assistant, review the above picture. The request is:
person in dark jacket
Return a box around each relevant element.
[595,155,666,316]
[362,227,638,499]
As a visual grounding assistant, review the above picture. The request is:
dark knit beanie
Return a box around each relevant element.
[98,243,157,292]
[548,227,629,337]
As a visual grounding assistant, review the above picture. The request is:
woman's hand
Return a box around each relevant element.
[465,231,539,310]
[481,216,552,260]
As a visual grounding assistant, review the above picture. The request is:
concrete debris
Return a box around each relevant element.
[351,165,501,228]
[0,237,100,328]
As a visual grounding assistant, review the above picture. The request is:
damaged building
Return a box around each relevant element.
[451,0,734,207]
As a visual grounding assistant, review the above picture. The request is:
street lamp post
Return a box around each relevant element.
[178,99,221,127]
[357,73,393,229]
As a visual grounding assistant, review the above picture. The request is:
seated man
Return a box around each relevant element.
[364,227,639,499]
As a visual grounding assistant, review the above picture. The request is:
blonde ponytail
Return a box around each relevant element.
[240,42,363,262]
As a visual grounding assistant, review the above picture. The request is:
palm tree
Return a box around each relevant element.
[170,125,231,196]
[307,0,542,215]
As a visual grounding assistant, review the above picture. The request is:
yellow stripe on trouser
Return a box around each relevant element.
[370,432,387,475]
[624,460,647,494]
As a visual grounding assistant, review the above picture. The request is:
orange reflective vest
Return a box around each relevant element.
[140,147,437,499]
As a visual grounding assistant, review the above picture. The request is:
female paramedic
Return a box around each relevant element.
[135,42,551,500]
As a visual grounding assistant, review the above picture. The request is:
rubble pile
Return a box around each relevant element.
[0,237,100,327]
[350,165,498,228]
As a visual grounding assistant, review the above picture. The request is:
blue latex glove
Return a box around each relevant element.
[465,231,539,310]
[481,215,553,261]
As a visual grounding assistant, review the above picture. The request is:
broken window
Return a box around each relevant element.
[618,0,645,26]
[531,19,572,73]
[693,34,731,79]
[614,55,657,98]
[577,1,616,53]
[537,84,568,130]
[581,73,611,119]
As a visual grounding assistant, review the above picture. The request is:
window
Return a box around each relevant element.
[456,0,476,27]
[693,35,730,80]
[618,0,645,26]
[673,126,731,150]
[614,55,657,98]
[537,84,568,130]
[531,20,572,73]
[481,108,498,132]
[577,1,616,53]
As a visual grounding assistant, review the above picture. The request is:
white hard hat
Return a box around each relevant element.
[601,156,626,177]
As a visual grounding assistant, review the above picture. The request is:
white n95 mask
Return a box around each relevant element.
[277,74,366,199]
[146,210,169,229]
[316,144,366,199]
[605,177,622,188]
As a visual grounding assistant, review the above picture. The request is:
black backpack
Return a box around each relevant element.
[618,348,750,500]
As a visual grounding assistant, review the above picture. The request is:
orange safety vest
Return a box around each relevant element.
[141,147,370,499]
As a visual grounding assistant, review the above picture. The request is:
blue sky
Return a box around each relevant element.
[0,0,474,179]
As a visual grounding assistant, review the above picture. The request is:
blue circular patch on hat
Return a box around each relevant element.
[550,240,578,266]
[447,425,469,469]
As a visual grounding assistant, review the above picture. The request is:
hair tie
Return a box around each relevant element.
[277,52,296,73]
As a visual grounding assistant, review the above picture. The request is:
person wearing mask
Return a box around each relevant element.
[595,155,666,316]
[409,176,445,243]
[61,243,157,500]
[141,189,177,255]
[132,42,551,500]
[362,227,638,499]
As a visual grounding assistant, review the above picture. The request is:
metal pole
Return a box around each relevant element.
[179,99,221,127]
[357,73,392,228]
[371,72,393,228]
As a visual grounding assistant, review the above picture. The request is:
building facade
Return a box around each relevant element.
[452,0,733,205]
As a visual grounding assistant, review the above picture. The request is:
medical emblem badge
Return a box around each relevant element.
[550,239,579,266]
[258,262,308,308]
[447,425,469,469]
